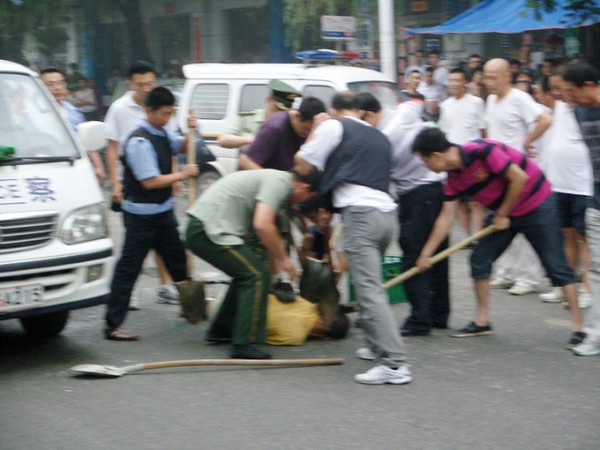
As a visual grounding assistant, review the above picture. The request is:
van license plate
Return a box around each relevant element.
[0,284,44,311]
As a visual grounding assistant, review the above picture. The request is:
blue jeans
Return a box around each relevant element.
[471,195,575,286]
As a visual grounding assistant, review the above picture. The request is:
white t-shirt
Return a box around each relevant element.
[417,81,445,103]
[297,117,396,212]
[540,100,592,196]
[484,88,544,152]
[104,91,147,155]
[438,93,485,144]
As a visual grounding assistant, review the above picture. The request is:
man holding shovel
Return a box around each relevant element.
[411,127,584,348]
[105,87,199,340]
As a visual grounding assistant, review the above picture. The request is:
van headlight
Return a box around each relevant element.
[60,203,108,244]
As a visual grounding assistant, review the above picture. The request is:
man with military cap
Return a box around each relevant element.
[217,79,301,149]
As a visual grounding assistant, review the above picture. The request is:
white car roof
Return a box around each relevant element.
[183,63,393,83]
[0,59,36,76]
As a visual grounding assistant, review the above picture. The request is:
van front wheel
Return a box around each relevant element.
[196,171,221,196]
[20,311,70,338]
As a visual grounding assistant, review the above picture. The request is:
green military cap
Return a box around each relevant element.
[268,79,302,111]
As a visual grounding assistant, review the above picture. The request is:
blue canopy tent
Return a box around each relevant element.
[406,0,599,35]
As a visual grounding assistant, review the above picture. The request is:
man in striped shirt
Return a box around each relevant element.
[411,127,584,348]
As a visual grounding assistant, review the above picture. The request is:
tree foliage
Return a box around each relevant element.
[0,0,150,66]
[0,0,71,64]
[526,0,600,24]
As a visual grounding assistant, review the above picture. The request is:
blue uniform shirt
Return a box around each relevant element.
[122,120,184,215]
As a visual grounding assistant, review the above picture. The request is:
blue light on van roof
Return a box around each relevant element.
[295,49,359,61]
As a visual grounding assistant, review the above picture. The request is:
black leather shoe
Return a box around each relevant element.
[229,344,271,359]
[400,328,430,337]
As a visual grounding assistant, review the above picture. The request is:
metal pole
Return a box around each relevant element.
[378,0,396,81]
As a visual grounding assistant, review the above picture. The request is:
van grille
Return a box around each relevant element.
[0,213,58,254]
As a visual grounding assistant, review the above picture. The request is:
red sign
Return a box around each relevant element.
[411,1,428,12]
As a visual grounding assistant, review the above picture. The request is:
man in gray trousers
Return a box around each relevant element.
[294,91,411,385]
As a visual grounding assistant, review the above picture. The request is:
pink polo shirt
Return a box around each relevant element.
[444,139,552,217]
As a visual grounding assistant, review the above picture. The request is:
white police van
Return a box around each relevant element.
[177,50,402,193]
[0,59,113,337]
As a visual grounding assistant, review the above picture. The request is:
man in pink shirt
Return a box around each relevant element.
[411,127,585,348]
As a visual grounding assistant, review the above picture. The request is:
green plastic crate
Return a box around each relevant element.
[348,255,408,304]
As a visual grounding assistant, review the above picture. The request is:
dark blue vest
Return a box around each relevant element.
[122,127,172,204]
[318,118,391,208]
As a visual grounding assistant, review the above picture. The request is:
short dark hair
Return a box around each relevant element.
[563,61,600,87]
[292,168,321,192]
[146,86,175,110]
[412,127,452,157]
[40,67,66,79]
[467,66,482,82]
[450,67,465,76]
[428,50,440,57]
[410,69,421,76]
[324,310,349,339]
[297,97,326,122]
[127,60,156,79]
[469,54,481,60]
[424,66,434,74]
[331,91,360,111]
[356,92,381,113]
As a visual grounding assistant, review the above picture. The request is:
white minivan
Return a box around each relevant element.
[177,60,402,192]
[0,60,113,337]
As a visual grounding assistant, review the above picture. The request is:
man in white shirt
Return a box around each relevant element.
[294,91,411,386]
[484,58,552,296]
[104,61,180,306]
[359,94,450,337]
[439,67,486,240]
[418,67,445,121]
[537,73,593,307]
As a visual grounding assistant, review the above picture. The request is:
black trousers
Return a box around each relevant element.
[105,210,187,329]
[398,182,450,331]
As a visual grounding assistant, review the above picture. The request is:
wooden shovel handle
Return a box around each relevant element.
[142,358,345,371]
[186,126,197,277]
[383,225,496,289]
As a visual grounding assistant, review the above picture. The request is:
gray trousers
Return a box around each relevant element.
[342,206,408,367]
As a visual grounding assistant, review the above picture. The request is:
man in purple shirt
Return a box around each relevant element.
[239,97,326,171]
[411,127,584,348]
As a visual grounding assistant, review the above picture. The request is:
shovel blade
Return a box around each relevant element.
[70,364,124,377]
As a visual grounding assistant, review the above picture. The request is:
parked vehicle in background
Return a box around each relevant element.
[178,57,402,194]
[0,59,113,337]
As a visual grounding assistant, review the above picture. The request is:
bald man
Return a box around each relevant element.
[483,58,552,296]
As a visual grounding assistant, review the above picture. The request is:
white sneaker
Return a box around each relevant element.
[157,284,180,304]
[129,293,140,311]
[490,277,513,289]
[562,292,593,309]
[578,291,592,309]
[355,347,375,361]
[354,365,412,385]
[539,287,564,303]
[508,284,536,295]
[572,341,600,356]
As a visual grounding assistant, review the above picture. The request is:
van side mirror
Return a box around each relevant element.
[77,121,107,152]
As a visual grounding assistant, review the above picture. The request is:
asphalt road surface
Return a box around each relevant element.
[1,197,599,449]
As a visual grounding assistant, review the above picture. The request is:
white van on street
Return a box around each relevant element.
[177,57,402,193]
[0,60,113,337]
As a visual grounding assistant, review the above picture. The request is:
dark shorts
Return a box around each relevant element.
[556,192,590,233]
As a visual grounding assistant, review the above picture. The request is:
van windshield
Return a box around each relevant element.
[0,73,79,158]
[348,81,402,110]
